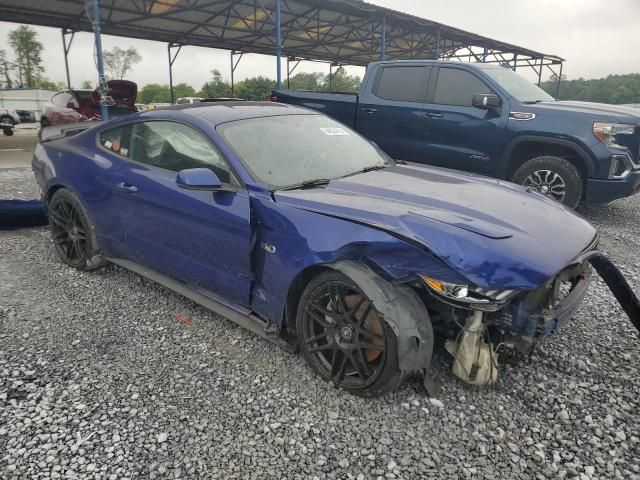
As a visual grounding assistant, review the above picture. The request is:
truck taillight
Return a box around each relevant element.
[268,95,277,102]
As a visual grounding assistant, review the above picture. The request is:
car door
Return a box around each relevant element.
[420,66,508,174]
[356,65,431,162]
[112,120,252,307]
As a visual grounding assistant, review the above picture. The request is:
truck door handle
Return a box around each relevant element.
[424,112,444,119]
[116,182,138,193]
[361,108,378,114]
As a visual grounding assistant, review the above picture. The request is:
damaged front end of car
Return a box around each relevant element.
[417,240,640,386]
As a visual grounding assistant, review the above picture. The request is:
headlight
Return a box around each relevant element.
[420,275,517,309]
[593,122,635,149]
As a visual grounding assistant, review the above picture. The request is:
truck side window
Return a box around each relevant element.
[433,68,491,107]
[374,67,425,102]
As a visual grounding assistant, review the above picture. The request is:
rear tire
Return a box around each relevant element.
[511,155,583,208]
[48,189,105,271]
[2,127,13,136]
[296,270,404,397]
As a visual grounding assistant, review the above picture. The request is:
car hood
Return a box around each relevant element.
[274,165,597,289]
[531,100,640,123]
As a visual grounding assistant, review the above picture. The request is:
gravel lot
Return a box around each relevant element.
[1,168,639,480]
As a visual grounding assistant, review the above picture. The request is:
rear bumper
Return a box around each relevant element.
[585,171,640,204]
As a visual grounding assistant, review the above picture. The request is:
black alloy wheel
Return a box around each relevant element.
[49,194,89,268]
[297,271,403,396]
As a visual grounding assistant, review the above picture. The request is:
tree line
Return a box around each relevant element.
[540,74,640,104]
[138,68,362,103]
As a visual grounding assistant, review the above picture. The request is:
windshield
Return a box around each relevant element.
[480,66,555,103]
[218,114,392,189]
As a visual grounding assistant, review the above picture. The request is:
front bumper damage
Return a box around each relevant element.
[443,251,640,386]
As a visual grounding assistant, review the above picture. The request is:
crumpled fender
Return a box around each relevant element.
[329,260,434,372]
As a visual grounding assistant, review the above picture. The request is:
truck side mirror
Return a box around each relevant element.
[472,94,501,110]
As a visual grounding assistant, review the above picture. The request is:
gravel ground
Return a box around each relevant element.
[1,168,639,480]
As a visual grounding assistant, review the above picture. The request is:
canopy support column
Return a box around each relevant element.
[167,43,182,104]
[230,50,243,96]
[380,14,386,60]
[61,29,74,89]
[275,0,282,89]
[287,57,300,89]
[555,62,563,99]
[434,28,440,60]
[537,58,543,86]
[89,0,108,121]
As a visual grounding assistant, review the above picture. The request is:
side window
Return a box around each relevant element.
[433,68,491,107]
[373,66,425,102]
[99,125,131,158]
[129,121,234,183]
[52,92,73,107]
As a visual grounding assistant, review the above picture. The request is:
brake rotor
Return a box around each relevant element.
[345,294,384,362]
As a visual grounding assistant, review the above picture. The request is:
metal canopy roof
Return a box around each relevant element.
[0,0,563,69]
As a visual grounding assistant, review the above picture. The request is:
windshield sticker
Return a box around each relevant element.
[320,127,349,136]
[119,147,128,156]
[103,140,112,149]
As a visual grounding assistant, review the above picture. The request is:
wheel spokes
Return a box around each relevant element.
[304,282,387,388]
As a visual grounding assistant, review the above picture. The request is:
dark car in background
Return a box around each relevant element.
[272,61,640,208]
[41,80,137,127]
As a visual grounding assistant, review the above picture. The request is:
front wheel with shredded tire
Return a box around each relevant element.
[296,270,405,397]
[511,155,584,209]
[48,188,105,271]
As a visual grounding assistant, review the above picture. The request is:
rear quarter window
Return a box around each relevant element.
[98,126,130,158]
[373,66,426,102]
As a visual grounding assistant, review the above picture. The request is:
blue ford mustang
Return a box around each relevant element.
[32,102,640,396]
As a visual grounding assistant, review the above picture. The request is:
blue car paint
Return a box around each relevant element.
[32,103,597,330]
[273,61,640,204]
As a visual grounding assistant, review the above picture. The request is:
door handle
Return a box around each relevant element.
[361,107,378,114]
[424,112,444,119]
[116,182,138,193]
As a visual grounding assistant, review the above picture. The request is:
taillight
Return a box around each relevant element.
[268,95,277,102]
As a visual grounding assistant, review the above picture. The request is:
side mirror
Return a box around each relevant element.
[176,168,230,191]
[472,93,501,110]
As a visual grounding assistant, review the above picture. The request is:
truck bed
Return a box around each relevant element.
[271,90,358,127]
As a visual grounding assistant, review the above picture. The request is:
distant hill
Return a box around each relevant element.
[540,73,640,104]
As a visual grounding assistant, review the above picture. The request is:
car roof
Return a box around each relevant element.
[148,101,317,125]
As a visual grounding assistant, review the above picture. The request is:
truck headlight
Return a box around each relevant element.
[593,122,635,149]
[420,275,517,308]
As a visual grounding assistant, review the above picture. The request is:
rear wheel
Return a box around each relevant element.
[48,189,105,271]
[2,127,13,136]
[296,271,404,397]
[511,155,583,208]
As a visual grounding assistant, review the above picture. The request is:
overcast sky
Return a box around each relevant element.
[0,0,638,89]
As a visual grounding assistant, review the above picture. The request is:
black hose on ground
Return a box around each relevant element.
[0,200,48,230]
[587,251,640,334]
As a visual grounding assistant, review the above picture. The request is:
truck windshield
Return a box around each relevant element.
[480,66,555,103]
[218,114,392,189]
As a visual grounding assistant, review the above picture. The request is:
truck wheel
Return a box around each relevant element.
[3,127,14,136]
[296,270,404,397]
[511,156,583,208]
